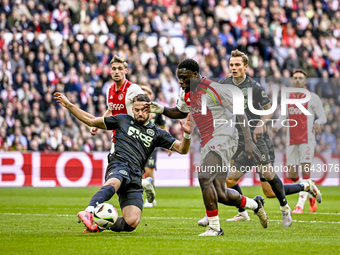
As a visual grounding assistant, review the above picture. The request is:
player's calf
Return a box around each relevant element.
[109,217,137,232]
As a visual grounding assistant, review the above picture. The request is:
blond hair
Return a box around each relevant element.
[229,49,249,66]
[110,55,128,68]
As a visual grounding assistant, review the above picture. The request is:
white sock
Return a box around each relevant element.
[280,204,291,212]
[208,215,220,231]
[142,178,149,188]
[85,206,94,214]
[308,193,313,199]
[296,191,308,209]
[294,178,302,184]
[244,197,258,210]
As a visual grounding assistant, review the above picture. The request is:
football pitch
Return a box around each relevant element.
[1,186,339,255]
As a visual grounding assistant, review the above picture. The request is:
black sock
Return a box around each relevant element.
[284,184,304,195]
[88,185,115,207]
[268,174,287,206]
[229,184,246,212]
[109,217,136,232]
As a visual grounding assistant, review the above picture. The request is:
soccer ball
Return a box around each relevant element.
[93,203,118,228]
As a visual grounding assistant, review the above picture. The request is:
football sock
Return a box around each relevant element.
[109,217,136,232]
[283,184,304,195]
[296,191,308,209]
[206,209,220,231]
[142,179,149,189]
[230,184,246,212]
[85,206,95,214]
[239,195,258,210]
[268,174,287,206]
[88,185,116,208]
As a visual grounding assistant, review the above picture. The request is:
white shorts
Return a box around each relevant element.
[286,143,315,166]
[200,136,238,170]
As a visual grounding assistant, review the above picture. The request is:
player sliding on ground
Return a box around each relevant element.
[144,59,269,236]
[89,55,156,206]
[54,92,193,233]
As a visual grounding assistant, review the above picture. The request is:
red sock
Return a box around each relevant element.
[302,174,310,179]
[206,209,218,217]
[291,177,300,182]
[240,195,247,208]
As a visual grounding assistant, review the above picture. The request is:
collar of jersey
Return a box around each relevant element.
[114,79,128,92]
[232,75,247,86]
[192,77,207,93]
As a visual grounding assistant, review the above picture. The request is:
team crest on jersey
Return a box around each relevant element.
[147,129,155,136]
[242,88,248,96]
[118,94,124,100]
[261,91,268,98]
[196,98,202,106]
[119,170,128,176]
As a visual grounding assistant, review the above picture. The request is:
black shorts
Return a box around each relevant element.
[104,157,143,211]
[263,132,275,165]
[145,149,158,169]
[232,134,272,172]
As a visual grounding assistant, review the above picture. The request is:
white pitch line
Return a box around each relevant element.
[2,207,340,216]
[2,213,340,224]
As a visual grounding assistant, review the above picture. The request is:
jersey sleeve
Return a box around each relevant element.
[103,115,121,130]
[254,83,271,107]
[155,129,177,150]
[312,93,327,125]
[176,89,190,113]
[155,113,166,126]
[126,84,144,117]
[106,84,114,110]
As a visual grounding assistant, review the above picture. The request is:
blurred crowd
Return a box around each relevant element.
[0,0,339,154]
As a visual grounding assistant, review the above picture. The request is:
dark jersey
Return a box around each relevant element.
[150,113,166,127]
[104,114,176,171]
[219,76,271,135]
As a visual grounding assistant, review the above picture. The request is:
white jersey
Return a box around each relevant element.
[274,92,326,146]
[176,77,238,147]
[106,79,144,146]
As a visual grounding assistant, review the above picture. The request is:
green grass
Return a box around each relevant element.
[1,186,340,255]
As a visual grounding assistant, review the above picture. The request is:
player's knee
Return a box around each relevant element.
[125,215,140,229]
[199,178,213,189]
[263,189,276,198]
[226,178,237,188]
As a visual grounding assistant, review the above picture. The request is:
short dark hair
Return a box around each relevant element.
[229,49,249,66]
[293,69,307,77]
[177,59,200,73]
[132,94,150,103]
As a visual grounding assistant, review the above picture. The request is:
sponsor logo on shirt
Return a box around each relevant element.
[127,126,153,147]
[288,107,304,115]
[109,103,124,110]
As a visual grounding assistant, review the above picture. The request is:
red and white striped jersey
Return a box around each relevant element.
[106,79,144,142]
[274,92,326,145]
[176,77,238,147]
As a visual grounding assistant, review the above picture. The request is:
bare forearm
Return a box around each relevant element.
[237,114,252,142]
[163,107,188,119]
[67,104,105,128]
[176,136,191,154]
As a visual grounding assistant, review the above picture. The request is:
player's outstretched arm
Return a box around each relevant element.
[143,102,188,119]
[172,114,194,154]
[90,109,111,135]
[54,92,106,130]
